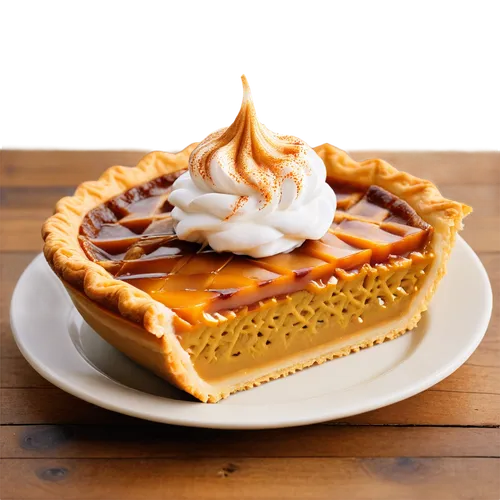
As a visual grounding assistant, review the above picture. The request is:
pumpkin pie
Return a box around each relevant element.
[42,80,471,402]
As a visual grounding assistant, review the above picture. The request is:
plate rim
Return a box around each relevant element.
[10,237,493,429]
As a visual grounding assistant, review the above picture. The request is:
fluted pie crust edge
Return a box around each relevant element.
[42,144,472,402]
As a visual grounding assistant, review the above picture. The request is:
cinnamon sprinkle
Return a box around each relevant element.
[225,195,249,220]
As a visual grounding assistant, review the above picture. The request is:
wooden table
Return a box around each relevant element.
[1,150,499,500]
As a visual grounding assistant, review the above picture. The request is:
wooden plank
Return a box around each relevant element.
[1,386,498,426]
[0,209,46,252]
[0,388,137,426]
[432,364,500,395]
[2,150,499,187]
[440,184,500,252]
[0,324,23,359]
[0,187,77,252]
[1,425,498,459]
[1,150,147,188]
[340,391,500,426]
[0,186,75,210]
[1,457,498,500]
[1,358,53,387]
[349,150,500,187]
[1,351,498,424]
[468,342,500,370]
[4,354,498,398]
[0,253,38,358]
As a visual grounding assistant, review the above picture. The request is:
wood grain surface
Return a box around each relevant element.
[0,150,499,500]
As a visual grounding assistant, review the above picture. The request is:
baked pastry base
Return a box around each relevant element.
[43,144,471,402]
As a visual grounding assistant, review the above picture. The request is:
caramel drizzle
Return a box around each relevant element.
[189,75,310,207]
[79,176,434,327]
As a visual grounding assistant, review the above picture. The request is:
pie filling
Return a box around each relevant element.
[78,171,435,382]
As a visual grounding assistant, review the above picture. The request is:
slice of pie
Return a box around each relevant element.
[42,79,471,403]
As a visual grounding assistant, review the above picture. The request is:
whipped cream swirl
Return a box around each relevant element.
[169,76,336,258]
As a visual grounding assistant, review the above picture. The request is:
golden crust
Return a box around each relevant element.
[42,144,197,337]
[41,144,207,399]
[42,143,471,403]
[315,144,472,231]
[207,321,418,403]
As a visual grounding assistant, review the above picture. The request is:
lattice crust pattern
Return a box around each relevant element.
[76,172,435,327]
[183,256,432,365]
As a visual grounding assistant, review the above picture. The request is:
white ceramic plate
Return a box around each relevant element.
[11,237,492,429]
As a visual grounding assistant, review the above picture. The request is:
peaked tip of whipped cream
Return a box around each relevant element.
[240,74,252,103]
